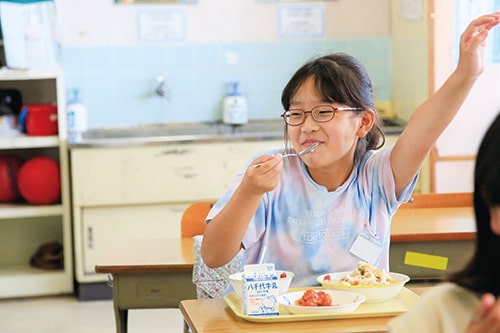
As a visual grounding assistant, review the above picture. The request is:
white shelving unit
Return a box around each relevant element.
[0,69,73,298]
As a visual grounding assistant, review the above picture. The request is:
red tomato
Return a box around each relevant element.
[279,272,287,279]
[295,289,333,307]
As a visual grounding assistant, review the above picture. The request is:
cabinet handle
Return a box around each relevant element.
[158,148,189,155]
[87,226,94,249]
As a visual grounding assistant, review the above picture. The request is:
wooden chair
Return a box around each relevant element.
[180,201,215,237]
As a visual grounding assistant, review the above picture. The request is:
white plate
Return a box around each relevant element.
[278,289,366,315]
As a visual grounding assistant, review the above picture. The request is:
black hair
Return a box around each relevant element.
[448,112,500,295]
[280,53,385,162]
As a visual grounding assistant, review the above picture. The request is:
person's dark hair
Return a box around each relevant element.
[280,53,385,162]
[448,112,500,296]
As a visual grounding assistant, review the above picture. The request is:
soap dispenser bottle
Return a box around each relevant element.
[222,82,248,125]
[66,89,88,141]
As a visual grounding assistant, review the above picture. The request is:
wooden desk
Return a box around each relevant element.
[389,193,475,280]
[180,297,389,333]
[95,238,195,333]
[96,193,475,333]
[180,286,431,333]
[391,206,475,242]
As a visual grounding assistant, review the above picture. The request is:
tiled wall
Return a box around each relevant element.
[61,37,391,129]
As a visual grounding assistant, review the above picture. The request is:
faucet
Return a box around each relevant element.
[155,75,169,98]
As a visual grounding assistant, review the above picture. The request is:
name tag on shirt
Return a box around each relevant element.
[349,234,383,264]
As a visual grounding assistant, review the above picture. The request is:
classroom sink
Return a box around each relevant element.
[72,120,286,147]
[71,117,405,147]
[81,123,222,140]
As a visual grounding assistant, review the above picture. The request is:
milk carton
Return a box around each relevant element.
[242,263,279,316]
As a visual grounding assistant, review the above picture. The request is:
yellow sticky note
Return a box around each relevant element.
[404,251,449,271]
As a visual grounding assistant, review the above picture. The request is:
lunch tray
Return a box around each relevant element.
[223,287,419,323]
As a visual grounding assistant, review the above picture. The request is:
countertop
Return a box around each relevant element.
[69,118,406,148]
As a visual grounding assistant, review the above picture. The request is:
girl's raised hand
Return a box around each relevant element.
[457,12,500,80]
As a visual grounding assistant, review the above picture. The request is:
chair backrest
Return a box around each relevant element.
[181,201,215,237]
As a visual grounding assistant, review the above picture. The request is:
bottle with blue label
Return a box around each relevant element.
[66,89,88,142]
[223,82,248,125]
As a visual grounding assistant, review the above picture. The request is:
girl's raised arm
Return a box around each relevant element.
[390,12,500,196]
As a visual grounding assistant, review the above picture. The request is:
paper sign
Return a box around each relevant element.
[137,9,185,42]
[278,4,325,38]
[404,251,449,270]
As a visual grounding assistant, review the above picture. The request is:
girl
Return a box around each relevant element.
[201,12,500,288]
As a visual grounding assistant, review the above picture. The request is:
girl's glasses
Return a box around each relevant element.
[281,105,363,126]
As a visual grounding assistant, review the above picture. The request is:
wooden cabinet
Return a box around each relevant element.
[0,69,73,298]
[70,140,283,284]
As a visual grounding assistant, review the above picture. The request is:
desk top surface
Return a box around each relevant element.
[391,206,475,242]
[180,297,390,333]
[179,286,430,333]
[95,237,194,274]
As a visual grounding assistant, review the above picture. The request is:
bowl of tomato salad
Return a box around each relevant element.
[278,289,365,315]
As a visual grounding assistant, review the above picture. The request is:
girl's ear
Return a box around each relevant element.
[356,109,376,138]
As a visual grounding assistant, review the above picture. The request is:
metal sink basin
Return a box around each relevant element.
[72,121,285,147]
[81,123,222,140]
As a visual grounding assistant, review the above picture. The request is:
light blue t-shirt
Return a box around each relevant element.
[207,145,417,288]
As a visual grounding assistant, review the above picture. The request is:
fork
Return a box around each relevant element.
[253,142,319,168]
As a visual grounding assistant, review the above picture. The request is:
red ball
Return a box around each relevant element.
[17,156,61,205]
[0,154,23,202]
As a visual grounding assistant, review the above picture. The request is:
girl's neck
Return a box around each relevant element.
[308,160,355,192]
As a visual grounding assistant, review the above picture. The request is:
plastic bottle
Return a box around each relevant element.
[222,82,248,125]
[66,89,88,142]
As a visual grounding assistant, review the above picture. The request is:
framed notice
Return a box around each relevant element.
[137,9,185,42]
[116,0,197,4]
[278,4,325,38]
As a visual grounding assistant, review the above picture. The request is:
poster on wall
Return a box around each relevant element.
[399,0,423,21]
[137,9,185,42]
[116,0,197,4]
[257,0,334,2]
[278,4,325,38]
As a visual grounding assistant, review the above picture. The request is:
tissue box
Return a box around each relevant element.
[242,263,279,316]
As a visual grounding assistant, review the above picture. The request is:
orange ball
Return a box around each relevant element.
[17,156,61,205]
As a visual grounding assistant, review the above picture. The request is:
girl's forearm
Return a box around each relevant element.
[201,184,263,268]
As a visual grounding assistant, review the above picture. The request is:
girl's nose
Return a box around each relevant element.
[301,113,319,132]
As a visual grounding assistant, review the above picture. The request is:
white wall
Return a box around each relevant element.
[55,0,390,46]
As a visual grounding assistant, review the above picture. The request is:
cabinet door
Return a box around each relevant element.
[81,203,187,275]
[71,144,228,206]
